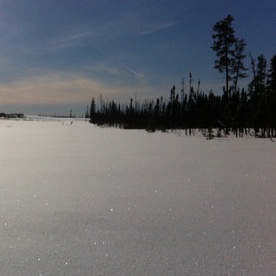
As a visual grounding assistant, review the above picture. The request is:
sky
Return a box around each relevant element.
[0,0,275,116]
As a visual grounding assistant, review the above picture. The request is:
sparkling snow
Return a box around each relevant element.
[0,118,275,275]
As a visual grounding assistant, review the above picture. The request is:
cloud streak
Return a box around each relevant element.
[47,14,176,51]
[138,22,176,35]
[48,31,92,50]
[88,45,145,80]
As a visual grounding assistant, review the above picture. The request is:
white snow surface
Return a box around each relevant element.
[1,118,275,275]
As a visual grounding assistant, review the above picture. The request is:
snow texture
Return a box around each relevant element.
[1,118,276,275]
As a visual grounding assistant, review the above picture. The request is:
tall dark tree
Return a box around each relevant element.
[211,15,236,95]
[232,38,248,92]
[256,55,267,87]
[248,55,267,97]
[267,55,276,135]
[267,55,276,93]
[89,97,96,123]
[248,55,268,134]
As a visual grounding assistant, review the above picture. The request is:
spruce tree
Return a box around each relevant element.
[248,55,267,135]
[267,55,276,136]
[89,97,96,123]
[211,15,236,95]
[232,38,248,92]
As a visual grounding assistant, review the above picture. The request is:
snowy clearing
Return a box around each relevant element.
[0,118,275,275]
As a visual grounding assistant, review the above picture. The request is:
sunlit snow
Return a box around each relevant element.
[0,118,275,275]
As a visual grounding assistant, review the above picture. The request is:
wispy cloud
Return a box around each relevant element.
[47,13,176,51]
[49,31,92,49]
[47,15,132,51]
[112,59,143,78]
[138,21,175,35]
[84,62,122,77]
[88,45,145,79]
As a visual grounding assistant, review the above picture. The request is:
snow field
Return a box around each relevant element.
[0,119,275,275]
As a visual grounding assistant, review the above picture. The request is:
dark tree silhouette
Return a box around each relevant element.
[87,14,275,139]
[232,38,248,92]
[211,15,236,96]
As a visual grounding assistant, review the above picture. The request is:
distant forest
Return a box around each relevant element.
[89,15,276,138]
[0,113,24,119]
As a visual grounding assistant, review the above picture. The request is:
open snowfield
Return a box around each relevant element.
[0,118,275,276]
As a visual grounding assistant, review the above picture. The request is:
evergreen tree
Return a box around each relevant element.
[267,55,276,136]
[267,55,276,93]
[89,97,96,123]
[211,15,236,95]
[248,55,267,135]
[232,38,248,92]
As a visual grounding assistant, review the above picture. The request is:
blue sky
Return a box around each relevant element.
[0,0,275,115]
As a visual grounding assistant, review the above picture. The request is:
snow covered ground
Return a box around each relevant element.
[0,118,275,275]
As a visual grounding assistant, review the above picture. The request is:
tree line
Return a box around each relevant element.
[0,112,24,119]
[89,15,276,138]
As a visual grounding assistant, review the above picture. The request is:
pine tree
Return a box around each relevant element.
[267,55,276,93]
[232,38,248,92]
[267,55,276,136]
[211,15,236,95]
[248,55,267,135]
[89,97,96,123]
